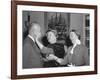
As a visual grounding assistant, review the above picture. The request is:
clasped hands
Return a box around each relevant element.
[46,54,63,64]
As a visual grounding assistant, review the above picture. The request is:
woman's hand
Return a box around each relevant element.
[56,58,63,64]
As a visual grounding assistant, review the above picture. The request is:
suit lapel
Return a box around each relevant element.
[27,36,41,54]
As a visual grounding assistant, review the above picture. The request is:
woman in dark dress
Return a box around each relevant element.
[43,30,66,67]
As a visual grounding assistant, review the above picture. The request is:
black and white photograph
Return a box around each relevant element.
[11,1,97,79]
[22,11,90,69]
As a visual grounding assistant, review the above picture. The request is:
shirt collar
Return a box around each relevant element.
[28,35,35,42]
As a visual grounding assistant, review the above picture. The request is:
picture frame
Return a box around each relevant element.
[11,0,97,79]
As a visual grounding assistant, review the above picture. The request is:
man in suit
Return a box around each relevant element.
[23,22,44,68]
[23,21,57,68]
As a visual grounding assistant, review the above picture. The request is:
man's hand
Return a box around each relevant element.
[42,58,48,62]
[46,54,57,60]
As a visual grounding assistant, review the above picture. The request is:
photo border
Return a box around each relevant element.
[11,0,97,79]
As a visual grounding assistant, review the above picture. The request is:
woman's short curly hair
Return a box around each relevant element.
[46,29,58,38]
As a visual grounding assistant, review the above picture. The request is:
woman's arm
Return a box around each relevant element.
[35,38,54,55]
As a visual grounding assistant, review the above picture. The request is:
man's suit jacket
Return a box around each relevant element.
[23,36,43,68]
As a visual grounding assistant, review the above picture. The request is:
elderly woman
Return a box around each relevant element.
[36,30,65,67]
[51,29,89,66]
[44,30,66,67]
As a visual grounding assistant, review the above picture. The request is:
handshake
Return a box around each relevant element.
[46,54,63,64]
